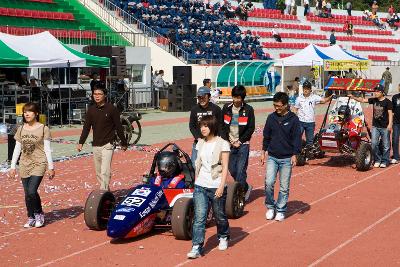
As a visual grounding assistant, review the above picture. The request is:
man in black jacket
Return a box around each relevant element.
[221,85,255,201]
[77,82,127,190]
[189,86,222,164]
[260,92,302,222]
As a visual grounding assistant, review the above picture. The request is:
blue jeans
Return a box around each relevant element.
[392,124,400,160]
[191,141,198,168]
[371,127,390,165]
[300,122,315,145]
[21,176,44,218]
[192,185,230,247]
[229,144,250,191]
[265,156,292,213]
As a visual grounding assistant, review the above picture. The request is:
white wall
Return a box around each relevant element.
[126,46,151,88]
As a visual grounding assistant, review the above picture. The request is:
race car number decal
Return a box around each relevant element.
[121,196,146,207]
[131,188,152,197]
[113,215,126,220]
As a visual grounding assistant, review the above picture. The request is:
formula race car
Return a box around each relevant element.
[84,143,245,240]
[296,78,381,171]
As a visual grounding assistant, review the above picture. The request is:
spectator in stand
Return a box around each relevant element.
[363,10,372,21]
[371,1,379,15]
[391,84,400,164]
[290,0,296,15]
[304,0,310,16]
[245,0,255,13]
[329,29,336,45]
[344,21,354,36]
[388,4,395,16]
[387,13,399,30]
[284,0,292,15]
[326,1,332,17]
[346,1,352,16]
[235,1,248,21]
[272,25,282,42]
[348,84,392,168]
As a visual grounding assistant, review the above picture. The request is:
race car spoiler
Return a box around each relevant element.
[324,78,384,91]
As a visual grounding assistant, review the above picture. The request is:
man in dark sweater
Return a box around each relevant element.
[77,83,127,190]
[392,84,400,164]
[221,85,255,201]
[189,86,222,164]
[260,92,302,222]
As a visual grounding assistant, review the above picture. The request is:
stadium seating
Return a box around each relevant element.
[320,26,392,36]
[368,55,389,61]
[352,45,396,52]
[0,26,97,39]
[0,7,74,20]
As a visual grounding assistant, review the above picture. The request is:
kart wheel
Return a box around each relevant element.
[355,142,373,171]
[296,154,306,166]
[130,120,142,145]
[84,190,115,231]
[225,182,245,219]
[172,198,194,240]
[117,115,133,145]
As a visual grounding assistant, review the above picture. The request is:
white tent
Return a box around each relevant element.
[274,44,368,91]
[0,31,109,68]
[275,44,367,67]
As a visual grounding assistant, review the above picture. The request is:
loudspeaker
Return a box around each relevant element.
[83,46,112,57]
[173,66,192,85]
[175,84,196,99]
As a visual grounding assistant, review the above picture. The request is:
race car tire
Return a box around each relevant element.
[355,142,373,171]
[296,154,306,166]
[225,182,245,219]
[172,197,194,240]
[84,190,115,231]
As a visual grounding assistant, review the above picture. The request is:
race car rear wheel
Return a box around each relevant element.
[355,142,373,171]
[296,154,306,166]
[225,182,245,219]
[84,190,115,231]
[172,197,194,240]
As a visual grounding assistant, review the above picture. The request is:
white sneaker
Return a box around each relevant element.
[266,209,275,220]
[380,163,387,168]
[34,213,44,228]
[244,185,253,202]
[374,162,381,168]
[187,245,202,259]
[391,159,398,164]
[275,212,285,222]
[23,217,36,228]
[218,237,228,251]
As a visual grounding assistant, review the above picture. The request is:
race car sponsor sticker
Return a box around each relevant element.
[115,207,135,213]
[121,196,146,207]
[113,215,126,220]
[131,188,152,197]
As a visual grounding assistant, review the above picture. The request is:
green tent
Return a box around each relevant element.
[0,31,109,68]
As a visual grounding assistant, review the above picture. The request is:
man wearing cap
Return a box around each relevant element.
[293,81,333,146]
[349,84,393,168]
[18,71,29,86]
[77,82,127,190]
[381,67,392,95]
[189,86,222,164]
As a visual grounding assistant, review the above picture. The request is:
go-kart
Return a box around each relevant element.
[84,143,245,240]
[296,78,380,171]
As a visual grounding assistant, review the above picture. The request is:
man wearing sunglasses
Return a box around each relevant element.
[189,86,222,165]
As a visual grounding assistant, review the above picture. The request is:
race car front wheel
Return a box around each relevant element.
[226,182,245,219]
[84,190,115,231]
[171,197,194,240]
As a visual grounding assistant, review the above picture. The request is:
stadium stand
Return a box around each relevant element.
[0,0,129,45]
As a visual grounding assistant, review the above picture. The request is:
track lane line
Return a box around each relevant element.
[32,165,398,266]
[175,165,398,267]
[308,206,400,267]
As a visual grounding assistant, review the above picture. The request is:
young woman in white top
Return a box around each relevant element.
[8,102,55,228]
[187,115,230,259]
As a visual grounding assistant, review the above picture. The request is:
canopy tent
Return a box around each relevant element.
[274,44,369,91]
[275,44,367,67]
[0,31,109,68]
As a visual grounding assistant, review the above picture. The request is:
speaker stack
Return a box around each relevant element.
[164,66,196,112]
[83,46,127,77]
